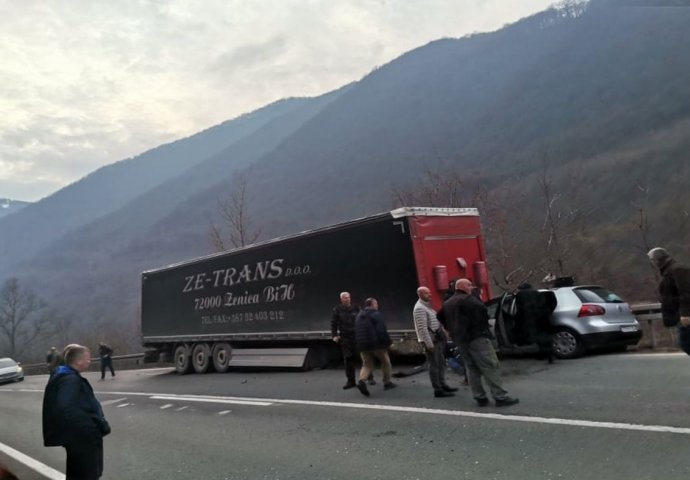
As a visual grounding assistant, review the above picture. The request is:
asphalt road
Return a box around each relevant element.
[1,353,689,480]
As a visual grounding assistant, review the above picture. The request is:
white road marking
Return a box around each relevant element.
[151,395,272,406]
[0,441,64,480]
[175,406,189,411]
[160,404,174,409]
[116,403,131,408]
[101,397,127,406]
[5,388,690,435]
[218,410,231,415]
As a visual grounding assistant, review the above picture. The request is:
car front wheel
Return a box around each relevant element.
[552,328,584,359]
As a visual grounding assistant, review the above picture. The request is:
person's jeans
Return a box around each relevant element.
[425,338,447,391]
[101,357,115,379]
[459,337,508,400]
[360,349,392,384]
[678,325,690,356]
[65,438,103,479]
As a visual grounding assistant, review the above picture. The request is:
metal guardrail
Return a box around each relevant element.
[629,302,677,350]
[21,353,146,376]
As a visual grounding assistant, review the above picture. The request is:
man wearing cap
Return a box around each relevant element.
[647,247,690,356]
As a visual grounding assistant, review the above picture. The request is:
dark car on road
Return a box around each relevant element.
[488,285,642,359]
[0,357,24,384]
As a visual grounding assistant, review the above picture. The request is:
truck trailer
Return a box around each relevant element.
[141,207,491,373]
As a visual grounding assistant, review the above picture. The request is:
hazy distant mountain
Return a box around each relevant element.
[0,97,313,270]
[0,198,30,219]
[3,0,690,330]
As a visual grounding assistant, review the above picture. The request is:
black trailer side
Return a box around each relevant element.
[142,211,421,372]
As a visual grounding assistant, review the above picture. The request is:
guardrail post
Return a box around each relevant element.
[648,319,657,349]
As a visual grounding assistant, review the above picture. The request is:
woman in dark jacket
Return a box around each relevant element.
[354,298,395,396]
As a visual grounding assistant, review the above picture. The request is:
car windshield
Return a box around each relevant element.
[0,359,17,368]
[574,287,624,304]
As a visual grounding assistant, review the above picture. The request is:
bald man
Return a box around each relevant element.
[413,286,458,397]
[442,279,519,407]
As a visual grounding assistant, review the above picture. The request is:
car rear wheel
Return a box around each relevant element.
[552,328,584,359]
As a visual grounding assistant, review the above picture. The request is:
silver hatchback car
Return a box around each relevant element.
[489,285,642,359]
[549,286,641,358]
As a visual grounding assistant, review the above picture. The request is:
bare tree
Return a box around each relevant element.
[0,278,50,359]
[209,175,262,251]
[392,166,465,208]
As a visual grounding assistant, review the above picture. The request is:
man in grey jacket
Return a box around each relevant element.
[413,286,458,398]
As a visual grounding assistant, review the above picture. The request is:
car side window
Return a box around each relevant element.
[575,288,623,304]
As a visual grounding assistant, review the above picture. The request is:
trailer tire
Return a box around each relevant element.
[192,343,212,374]
[173,344,193,375]
[212,342,232,373]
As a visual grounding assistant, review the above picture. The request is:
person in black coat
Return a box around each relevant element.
[442,279,519,407]
[43,344,110,479]
[514,283,556,363]
[98,342,115,380]
[354,298,396,396]
[648,247,690,356]
[331,292,362,389]
[46,346,62,375]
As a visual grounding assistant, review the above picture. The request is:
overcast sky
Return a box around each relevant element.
[0,0,554,202]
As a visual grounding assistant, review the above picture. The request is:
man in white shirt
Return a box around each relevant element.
[413,286,458,398]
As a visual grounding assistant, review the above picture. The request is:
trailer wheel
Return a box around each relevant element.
[173,344,193,375]
[191,343,212,374]
[212,342,232,373]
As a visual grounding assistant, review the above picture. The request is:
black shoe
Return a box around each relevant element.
[474,397,489,407]
[434,390,454,398]
[343,381,356,390]
[441,385,459,392]
[495,396,520,407]
[367,378,376,386]
[357,380,370,397]
[383,382,397,391]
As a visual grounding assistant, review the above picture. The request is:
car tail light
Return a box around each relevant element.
[578,304,606,317]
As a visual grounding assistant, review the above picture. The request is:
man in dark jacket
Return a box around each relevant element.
[43,344,110,479]
[514,283,556,363]
[648,247,690,356]
[46,346,62,375]
[98,342,115,380]
[354,297,396,396]
[331,292,361,389]
[442,279,519,407]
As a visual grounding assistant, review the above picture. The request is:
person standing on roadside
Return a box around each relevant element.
[514,283,556,364]
[331,292,361,389]
[46,346,62,375]
[43,344,111,480]
[413,286,458,398]
[648,247,690,356]
[443,279,519,407]
[355,297,396,396]
[98,342,115,380]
